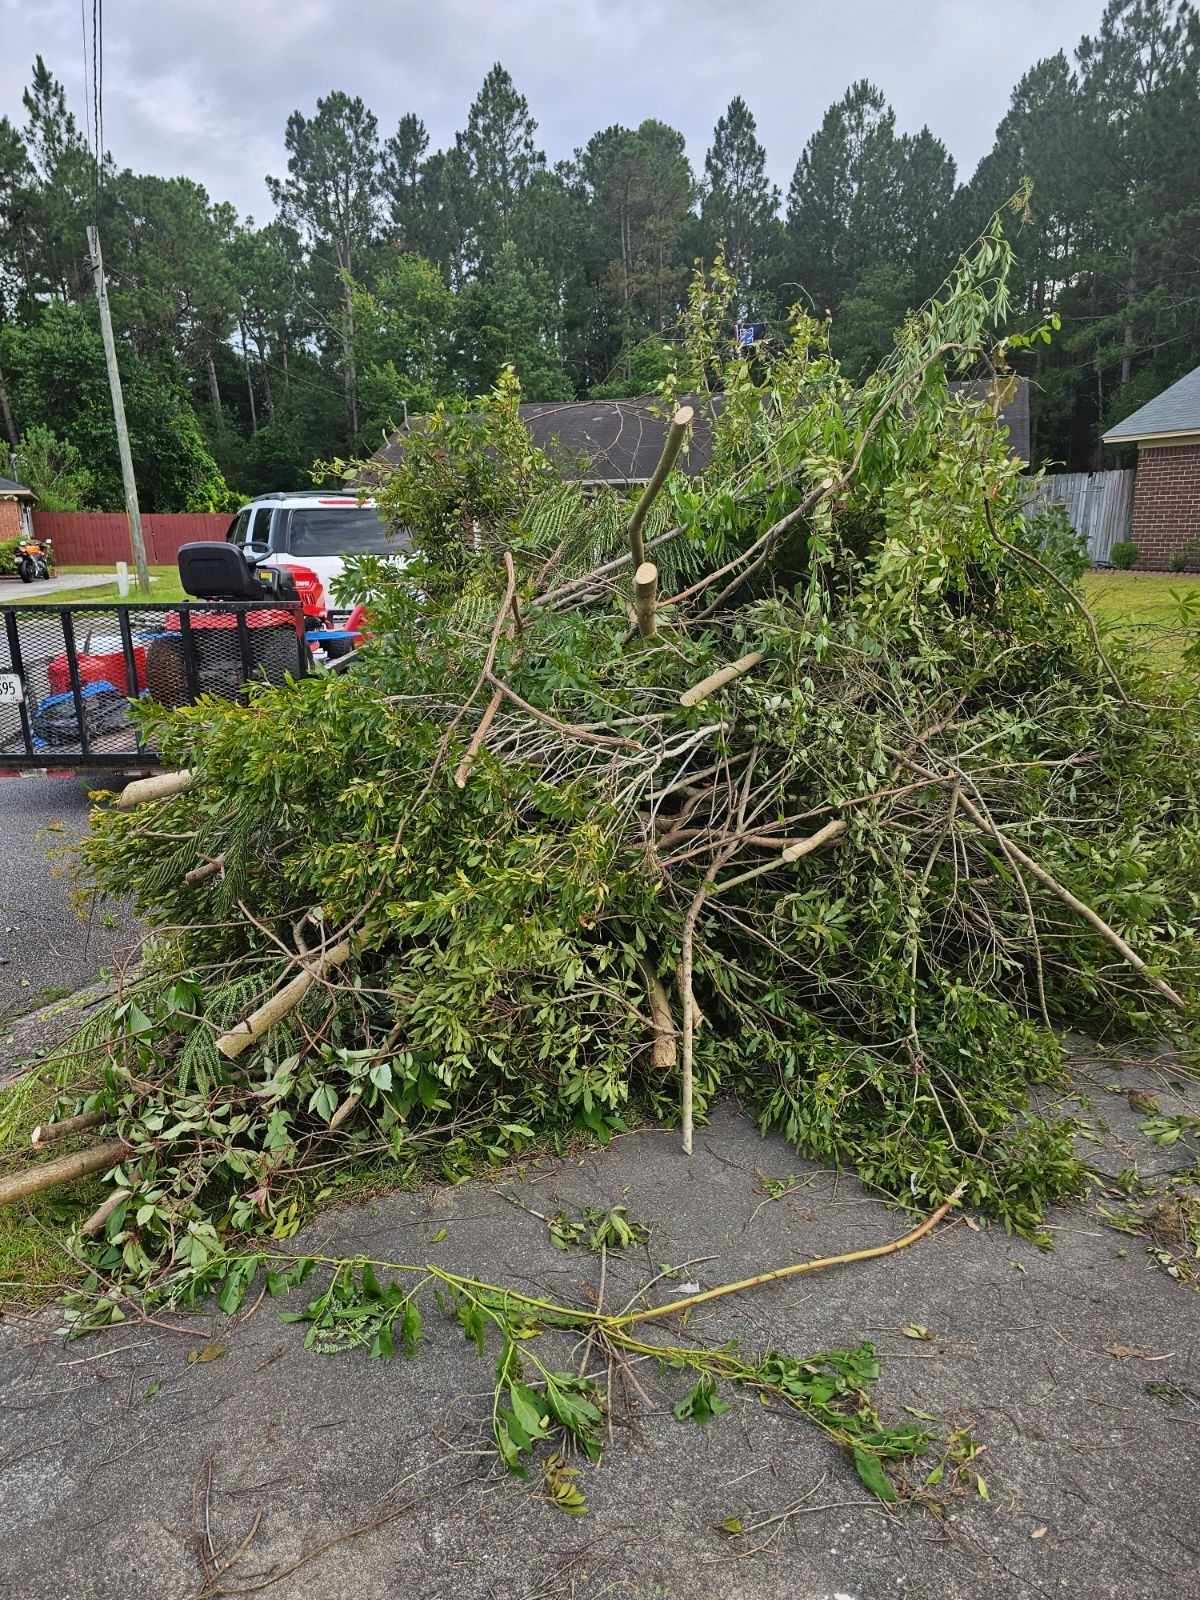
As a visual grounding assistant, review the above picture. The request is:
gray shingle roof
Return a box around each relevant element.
[371,377,1030,484]
[1102,364,1200,444]
[0,476,35,500]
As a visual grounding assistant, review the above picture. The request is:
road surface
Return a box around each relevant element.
[0,774,141,1026]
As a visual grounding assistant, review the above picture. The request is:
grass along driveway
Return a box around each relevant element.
[2,565,187,605]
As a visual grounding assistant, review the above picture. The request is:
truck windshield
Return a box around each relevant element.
[285,506,402,556]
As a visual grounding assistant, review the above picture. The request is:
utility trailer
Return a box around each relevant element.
[0,593,310,780]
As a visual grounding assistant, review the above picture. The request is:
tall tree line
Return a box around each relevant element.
[1,0,1197,510]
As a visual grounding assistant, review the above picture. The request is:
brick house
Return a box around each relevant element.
[1103,365,1200,570]
[0,476,36,542]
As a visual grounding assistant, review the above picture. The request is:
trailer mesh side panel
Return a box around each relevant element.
[0,601,307,768]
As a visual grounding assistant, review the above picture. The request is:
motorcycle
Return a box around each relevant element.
[15,536,52,583]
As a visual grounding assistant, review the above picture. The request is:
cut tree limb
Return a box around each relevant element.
[454,688,505,788]
[957,792,1188,1013]
[454,551,525,789]
[678,843,738,1155]
[31,1110,104,1147]
[0,1140,129,1208]
[216,939,353,1060]
[635,955,677,1070]
[625,1184,964,1324]
[117,770,193,809]
[633,562,659,639]
[81,1186,130,1238]
[626,406,693,571]
[680,651,765,708]
[984,507,1133,709]
[713,817,848,896]
[329,1091,361,1131]
[184,854,226,886]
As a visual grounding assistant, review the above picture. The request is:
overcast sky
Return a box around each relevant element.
[2,0,1104,221]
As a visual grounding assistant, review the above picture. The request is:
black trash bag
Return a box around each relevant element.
[32,681,132,748]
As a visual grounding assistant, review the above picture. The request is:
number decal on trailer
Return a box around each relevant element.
[0,672,25,706]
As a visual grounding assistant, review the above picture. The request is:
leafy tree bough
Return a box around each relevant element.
[4,210,1199,1501]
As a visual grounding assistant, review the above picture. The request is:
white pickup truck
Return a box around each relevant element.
[224,490,409,602]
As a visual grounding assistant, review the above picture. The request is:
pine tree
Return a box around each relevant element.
[418,145,477,289]
[786,82,899,316]
[457,238,572,400]
[19,57,95,302]
[267,91,382,440]
[1075,0,1200,423]
[382,113,430,249]
[460,64,544,259]
[698,97,780,302]
[964,52,1084,462]
[578,120,695,385]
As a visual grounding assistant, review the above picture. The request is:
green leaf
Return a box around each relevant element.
[672,1375,731,1427]
[852,1448,898,1502]
[509,1383,550,1441]
[494,1422,528,1479]
[400,1298,422,1358]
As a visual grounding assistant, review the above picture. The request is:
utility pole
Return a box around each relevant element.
[86,225,150,593]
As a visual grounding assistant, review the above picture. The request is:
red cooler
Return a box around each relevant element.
[48,637,147,697]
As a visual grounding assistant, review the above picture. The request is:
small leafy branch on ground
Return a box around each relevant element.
[505,1195,651,1252]
[149,1248,942,1508]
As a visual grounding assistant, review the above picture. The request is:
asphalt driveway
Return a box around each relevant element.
[1,1056,1197,1600]
[0,775,141,1027]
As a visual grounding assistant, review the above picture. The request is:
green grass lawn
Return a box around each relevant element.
[4,565,187,605]
[1080,570,1199,666]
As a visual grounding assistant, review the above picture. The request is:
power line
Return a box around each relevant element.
[97,0,104,181]
[79,0,92,155]
[90,0,102,212]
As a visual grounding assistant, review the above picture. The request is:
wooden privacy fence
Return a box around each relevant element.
[31,512,231,566]
[1023,470,1134,565]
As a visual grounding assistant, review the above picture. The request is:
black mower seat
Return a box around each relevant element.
[177,542,298,603]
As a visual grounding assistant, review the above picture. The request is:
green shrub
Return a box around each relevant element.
[1169,540,1200,574]
[1109,540,1138,569]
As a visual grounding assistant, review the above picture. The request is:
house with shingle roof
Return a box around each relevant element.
[371,379,1030,487]
[1103,365,1200,570]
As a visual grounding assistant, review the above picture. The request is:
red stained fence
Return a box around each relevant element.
[31,512,231,567]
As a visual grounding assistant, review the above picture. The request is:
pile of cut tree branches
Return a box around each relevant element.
[4,207,1198,1299]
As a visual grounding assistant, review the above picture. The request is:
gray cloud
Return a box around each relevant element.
[1,0,1103,220]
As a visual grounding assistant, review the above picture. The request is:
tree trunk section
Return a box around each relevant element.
[0,1141,128,1208]
[117,769,193,808]
[634,562,659,638]
[216,939,353,1060]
